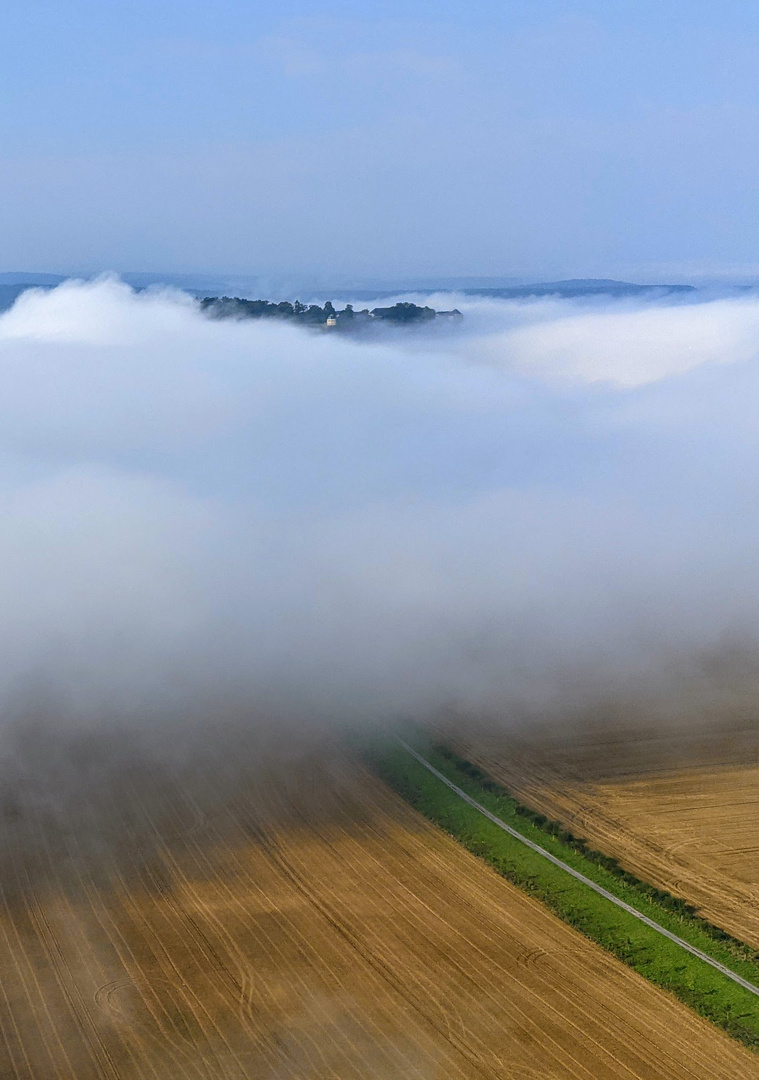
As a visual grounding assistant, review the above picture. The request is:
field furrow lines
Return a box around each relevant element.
[1,737,757,1078]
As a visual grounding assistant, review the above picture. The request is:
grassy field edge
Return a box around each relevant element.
[366,736,759,1051]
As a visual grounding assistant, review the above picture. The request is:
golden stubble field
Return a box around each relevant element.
[0,724,757,1080]
[442,718,759,951]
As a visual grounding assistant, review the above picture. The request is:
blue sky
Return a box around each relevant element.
[4,1,759,280]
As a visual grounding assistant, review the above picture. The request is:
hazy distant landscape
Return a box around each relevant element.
[0,274,713,315]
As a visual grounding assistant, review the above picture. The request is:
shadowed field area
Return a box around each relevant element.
[441,719,759,952]
[0,726,757,1079]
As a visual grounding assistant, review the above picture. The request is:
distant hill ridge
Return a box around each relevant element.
[0,276,698,315]
[315,278,696,302]
[466,278,696,299]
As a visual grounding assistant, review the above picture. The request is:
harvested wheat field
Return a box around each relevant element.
[0,726,756,1080]
[443,719,759,951]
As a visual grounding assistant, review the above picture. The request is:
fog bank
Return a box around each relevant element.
[2,279,759,739]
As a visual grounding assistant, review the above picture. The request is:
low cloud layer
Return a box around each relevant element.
[2,279,759,738]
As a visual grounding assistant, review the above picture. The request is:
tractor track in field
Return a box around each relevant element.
[395,738,759,999]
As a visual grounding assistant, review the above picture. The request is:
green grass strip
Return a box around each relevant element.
[367,736,759,1050]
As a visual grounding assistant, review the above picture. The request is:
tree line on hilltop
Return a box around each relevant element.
[199,296,462,328]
